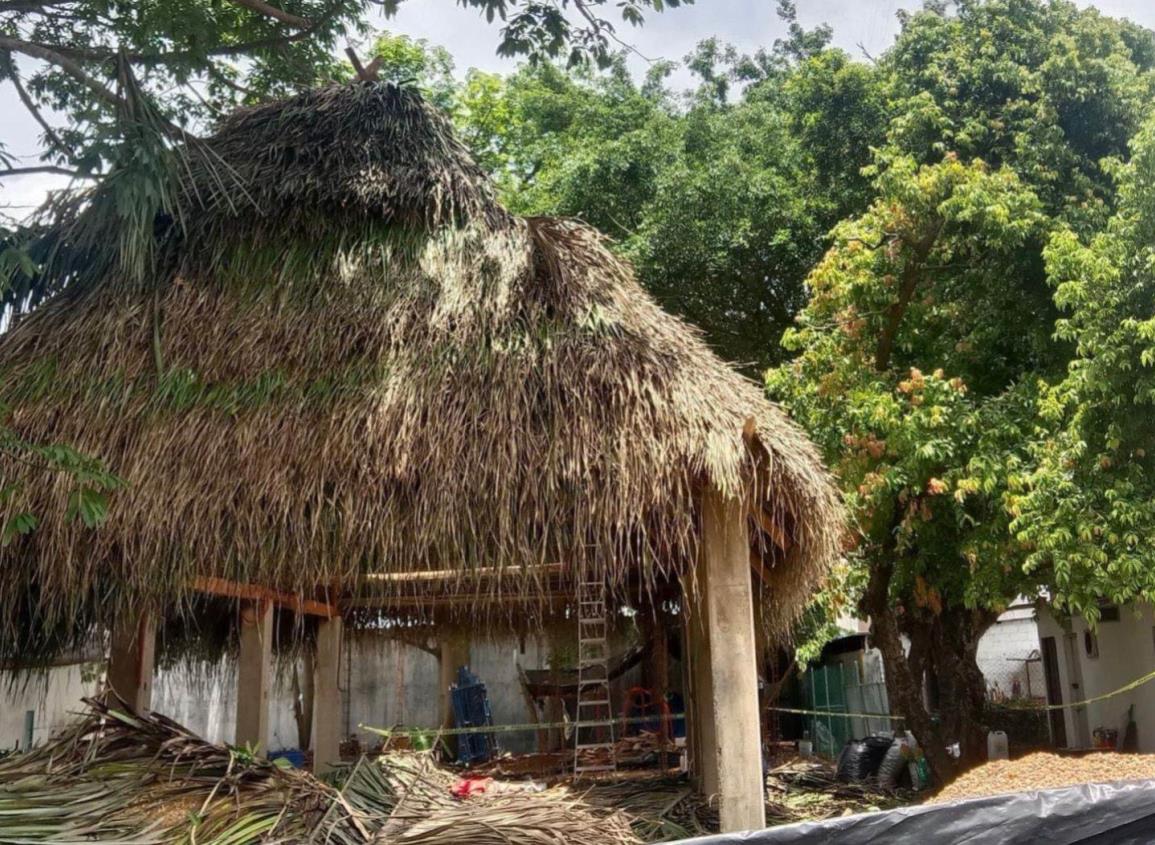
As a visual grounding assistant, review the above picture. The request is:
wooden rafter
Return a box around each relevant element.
[192,576,337,618]
[751,505,792,554]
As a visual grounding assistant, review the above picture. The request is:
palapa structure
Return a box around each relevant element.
[0,82,840,831]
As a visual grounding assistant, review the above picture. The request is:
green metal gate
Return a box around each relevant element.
[805,664,850,758]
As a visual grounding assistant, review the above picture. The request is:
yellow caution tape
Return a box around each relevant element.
[363,666,1155,742]
[768,706,903,722]
[1001,665,1155,712]
[362,712,687,740]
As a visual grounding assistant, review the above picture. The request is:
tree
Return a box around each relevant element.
[0,0,685,196]
[883,0,1155,232]
[452,29,885,369]
[1016,117,1155,621]
[769,154,1054,776]
[769,0,1155,779]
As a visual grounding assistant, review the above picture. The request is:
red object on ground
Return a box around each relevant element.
[451,776,493,799]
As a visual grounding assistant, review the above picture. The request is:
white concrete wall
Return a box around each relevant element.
[0,664,101,750]
[977,609,1045,702]
[154,625,649,755]
[1037,603,1155,751]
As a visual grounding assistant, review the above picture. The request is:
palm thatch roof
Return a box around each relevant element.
[0,82,840,662]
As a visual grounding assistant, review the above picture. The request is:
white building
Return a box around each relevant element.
[1036,602,1155,752]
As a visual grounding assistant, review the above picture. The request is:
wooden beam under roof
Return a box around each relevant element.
[362,562,566,583]
[192,577,337,618]
[750,504,792,554]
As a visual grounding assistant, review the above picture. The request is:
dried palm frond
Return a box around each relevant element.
[360,752,640,845]
[0,81,842,664]
[0,698,372,843]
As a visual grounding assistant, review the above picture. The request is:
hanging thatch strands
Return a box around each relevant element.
[0,82,841,665]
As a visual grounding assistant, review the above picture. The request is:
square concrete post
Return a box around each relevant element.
[311,615,343,775]
[687,487,766,833]
[686,586,719,794]
[107,613,156,714]
[235,600,274,752]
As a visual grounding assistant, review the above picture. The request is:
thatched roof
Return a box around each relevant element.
[0,83,840,661]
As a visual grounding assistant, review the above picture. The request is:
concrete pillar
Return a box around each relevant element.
[688,487,766,833]
[235,600,274,752]
[311,615,343,775]
[687,577,719,795]
[107,613,156,714]
[439,631,471,756]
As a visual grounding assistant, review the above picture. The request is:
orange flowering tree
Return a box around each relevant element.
[768,153,1060,776]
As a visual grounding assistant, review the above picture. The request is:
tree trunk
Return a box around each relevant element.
[861,560,957,781]
[926,606,997,768]
[863,553,1001,783]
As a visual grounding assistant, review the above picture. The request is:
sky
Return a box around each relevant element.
[4,0,1155,215]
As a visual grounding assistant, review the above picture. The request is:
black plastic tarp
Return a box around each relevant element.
[675,779,1155,844]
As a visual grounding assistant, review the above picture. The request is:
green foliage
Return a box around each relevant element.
[367,32,458,110]
[450,34,884,369]
[883,0,1155,231]
[769,155,1053,613]
[0,418,122,543]
[1015,116,1155,620]
[791,557,867,665]
[442,0,694,68]
[767,0,1155,661]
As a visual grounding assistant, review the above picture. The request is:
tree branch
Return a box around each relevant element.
[0,35,122,108]
[9,71,72,156]
[51,0,345,65]
[874,223,942,372]
[1,164,86,177]
[1,37,192,142]
[228,0,311,29]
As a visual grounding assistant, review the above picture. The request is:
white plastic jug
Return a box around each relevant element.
[987,730,1009,761]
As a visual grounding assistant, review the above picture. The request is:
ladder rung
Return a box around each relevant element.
[577,698,611,706]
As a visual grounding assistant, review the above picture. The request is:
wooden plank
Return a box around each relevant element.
[341,592,574,610]
[751,505,791,554]
[193,577,336,618]
[107,614,156,714]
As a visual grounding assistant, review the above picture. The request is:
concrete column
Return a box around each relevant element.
[235,600,274,752]
[439,631,471,756]
[107,613,156,714]
[687,576,719,795]
[311,615,343,775]
[688,487,766,833]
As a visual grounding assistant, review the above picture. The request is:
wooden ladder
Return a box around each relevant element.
[573,579,617,777]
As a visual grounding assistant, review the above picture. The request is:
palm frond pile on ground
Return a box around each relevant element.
[0,697,367,844]
[0,699,641,844]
